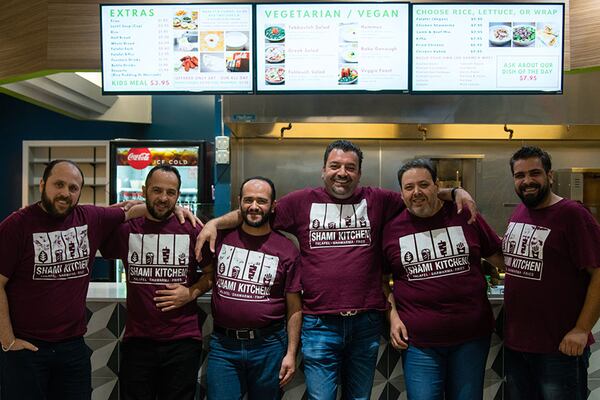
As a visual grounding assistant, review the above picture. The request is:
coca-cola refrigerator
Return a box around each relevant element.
[107,140,214,282]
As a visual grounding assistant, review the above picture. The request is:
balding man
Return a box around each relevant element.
[0,160,195,400]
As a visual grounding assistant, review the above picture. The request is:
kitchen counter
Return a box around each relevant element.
[87,282,212,303]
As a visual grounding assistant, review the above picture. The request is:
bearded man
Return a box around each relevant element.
[0,160,173,400]
[100,164,211,400]
[502,146,600,400]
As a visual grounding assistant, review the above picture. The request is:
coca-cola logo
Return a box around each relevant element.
[127,148,152,170]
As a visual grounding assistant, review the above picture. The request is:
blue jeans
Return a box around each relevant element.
[401,335,491,400]
[0,336,91,400]
[504,346,590,400]
[206,327,287,400]
[301,311,383,400]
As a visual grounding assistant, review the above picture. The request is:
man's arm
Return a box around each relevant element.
[195,210,242,260]
[0,274,37,352]
[123,203,201,226]
[382,274,408,350]
[437,188,478,224]
[154,264,214,312]
[559,267,600,356]
[279,292,301,387]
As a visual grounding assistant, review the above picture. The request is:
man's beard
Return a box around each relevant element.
[517,182,550,208]
[146,198,175,220]
[241,209,270,228]
[41,188,76,217]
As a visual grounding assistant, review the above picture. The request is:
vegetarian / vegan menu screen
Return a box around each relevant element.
[101,4,253,93]
[412,3,564,93]
[256,3,409,92]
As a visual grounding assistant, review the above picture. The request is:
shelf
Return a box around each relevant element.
[31,177,108,186]
[31,157,107,165]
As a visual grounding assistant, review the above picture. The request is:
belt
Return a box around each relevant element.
[213,321,284,340]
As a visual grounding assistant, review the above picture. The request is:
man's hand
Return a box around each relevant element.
[454,188,478,224]
[559,327,588,356]
[154,284,195,312]
[173,206,202,228]
[111,200,144,211]
[390,311,409,350]
[8,338,38,352]
[279,352,296,387]
[195,220,218,261]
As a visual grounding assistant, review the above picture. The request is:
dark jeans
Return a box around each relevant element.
[505,346,591,400]
[120,337,202,400]
[0,336,91,400]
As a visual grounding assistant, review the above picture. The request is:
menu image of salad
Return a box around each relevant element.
[256,3,408,92]
[412,3,563,92]
[101,4,253,93]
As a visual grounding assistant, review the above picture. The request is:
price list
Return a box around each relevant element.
[101,4,253,93]
[411,4,564,92]
[256,3,409,92]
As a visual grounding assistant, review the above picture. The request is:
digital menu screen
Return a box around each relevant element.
[101,4,254,94]
[256,3,409,93]
[411,3,564,93]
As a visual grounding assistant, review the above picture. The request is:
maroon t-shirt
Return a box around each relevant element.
[0,203,125,341]
[273,186,403,314]
[101,216,202,341]
[212,228,300,329]
[503,199,600,353]
[382,202,500,347]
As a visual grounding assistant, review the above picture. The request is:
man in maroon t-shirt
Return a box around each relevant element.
[205,177,302,400]
[382,159,505,400]
[101,165,212,400]
[0,160,147,400]
[196,140,477,400]
[503,146,600,400]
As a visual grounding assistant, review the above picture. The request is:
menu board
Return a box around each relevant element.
[412,3,564,93]
[101,4,253,93]
[256,3,409,93]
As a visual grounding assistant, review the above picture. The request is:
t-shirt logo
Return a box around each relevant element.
[503,222,550,281]
[215,244,278,302]
[127,234,190,284]
[309,199,372,248]
[32,225,90,280]
[399,226,470,281]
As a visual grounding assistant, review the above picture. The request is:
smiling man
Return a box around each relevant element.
[502,146,600,400]
[0,160,145,400]
[197,140,478,400]
[381,159,504,400]
[205,177,301,400]
[100,165,210,400]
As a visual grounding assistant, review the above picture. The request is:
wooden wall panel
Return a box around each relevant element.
[47,3,102,69]
[0,0,48,80]
[570,0,600,69]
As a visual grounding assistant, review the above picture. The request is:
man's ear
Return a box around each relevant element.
[271,200,277,213]
[39,179,44,194]
[548,170,554,185]
[141,186,147,199]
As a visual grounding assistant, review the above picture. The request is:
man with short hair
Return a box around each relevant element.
[205,177,301,400]
[0,160,142,400]
[502,146,600,400]
[197,140,477,400]
[382,159,504,400]
[100,165,210,400]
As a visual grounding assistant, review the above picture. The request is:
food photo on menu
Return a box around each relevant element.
[200,53,225,73]
[489,22,512,47]
[537,22,560,47]
[512,23,536,47]
[226,52,250,73]
[173,9,197,30]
